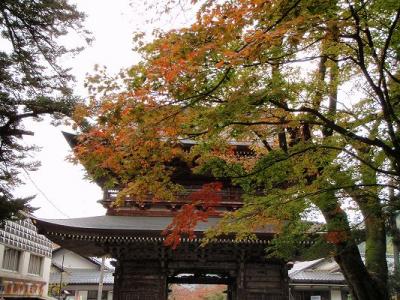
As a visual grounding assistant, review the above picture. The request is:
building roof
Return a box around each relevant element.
[289,252,397,286]
[50,268,114,285]
[0,219,52,257]
[33,215,221,232]
[288,259,323,274]
[52,247,112,270]
[62,131,255,189]
[30,214,276,235]
[289,257,346,284]
[289,269,345,284]
[28,214,275,257]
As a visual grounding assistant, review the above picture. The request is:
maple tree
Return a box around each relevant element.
[73,0,400,299]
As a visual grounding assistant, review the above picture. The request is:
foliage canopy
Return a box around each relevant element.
[74,1,400,299]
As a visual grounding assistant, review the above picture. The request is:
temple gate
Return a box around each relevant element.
[31,136,289,299]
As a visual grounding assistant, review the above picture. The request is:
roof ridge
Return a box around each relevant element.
[289,258,324,276]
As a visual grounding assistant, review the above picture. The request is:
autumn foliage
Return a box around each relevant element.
[169,284,226,300]
[163,182,222,248]
[73,1,400,299]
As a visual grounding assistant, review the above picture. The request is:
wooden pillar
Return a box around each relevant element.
[226,276,237,300]
[235,262,289,300]
[107,240,289,300]
[113,259,167,300]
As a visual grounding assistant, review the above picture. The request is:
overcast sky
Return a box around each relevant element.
[16,0,200,219]
[16,0,182,219]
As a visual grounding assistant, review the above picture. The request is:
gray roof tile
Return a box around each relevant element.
[290,270,345,283]
[32,215,276,234]
[50,269,114,285]
[35,215,218,232]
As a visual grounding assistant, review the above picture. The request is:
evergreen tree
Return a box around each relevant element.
[0,0,89,222]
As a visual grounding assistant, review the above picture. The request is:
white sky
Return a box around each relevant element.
[16,0,151,219]
[16,0,198,219]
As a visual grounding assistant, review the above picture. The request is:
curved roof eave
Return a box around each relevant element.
[24,213,276,257]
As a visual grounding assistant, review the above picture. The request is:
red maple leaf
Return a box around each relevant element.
[163,182,223,248]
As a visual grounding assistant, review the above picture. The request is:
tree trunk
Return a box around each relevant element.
[353,170,389,296]
[392,214,400,300]
[389,183,400,299]
[363,213,388,293]
[319,195,389,300]
[335,242,388,300]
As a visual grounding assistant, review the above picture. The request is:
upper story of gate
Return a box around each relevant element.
[100,142,256,217]
[64,132,255,218]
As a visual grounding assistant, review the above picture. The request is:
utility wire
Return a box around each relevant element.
[22,168,70,218]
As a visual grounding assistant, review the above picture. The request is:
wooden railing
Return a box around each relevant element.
[102,185,244,208]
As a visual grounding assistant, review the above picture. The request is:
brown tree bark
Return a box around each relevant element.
[389,183,400,299]
[335,242,388,300]
[320,198,389,300]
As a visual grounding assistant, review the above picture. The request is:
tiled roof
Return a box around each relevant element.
[288,259,322,275]
[50,269,114,285]
[0,219,52,257]
[33,215,220,232]
[289,258,346,284]
[31,215,275,234]
[54,266,345,286]
[290,254,395,285]
[289,270,345,283]
[30,214,275,257]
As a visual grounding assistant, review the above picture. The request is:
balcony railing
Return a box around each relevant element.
[103,185,244,208]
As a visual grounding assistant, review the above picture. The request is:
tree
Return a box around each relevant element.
[73,1,399,299]
[0,0,89,222]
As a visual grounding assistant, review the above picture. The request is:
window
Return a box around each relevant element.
[2,247,20,271]
[28,254,42,275]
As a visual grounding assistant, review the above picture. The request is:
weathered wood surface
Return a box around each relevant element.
[108,240,289,300]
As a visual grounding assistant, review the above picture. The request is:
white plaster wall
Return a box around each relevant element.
[76,290,88,300]
[331,288,342,300]
[0,244,5,267]
[42,256,52,296]
[107,291,113,300]
[53,249,98,269]
[19,251,29,275]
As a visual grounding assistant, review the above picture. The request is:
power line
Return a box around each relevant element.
[22,168,70,218]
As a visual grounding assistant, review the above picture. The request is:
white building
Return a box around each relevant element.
[50,247,113,300]
[0,219,52,299]
[289,257,351,300]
